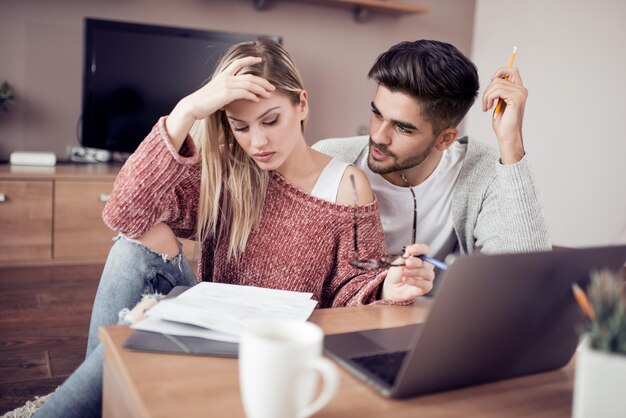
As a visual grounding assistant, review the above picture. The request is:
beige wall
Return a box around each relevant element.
[467,0,626,247]
[0,0,475,161]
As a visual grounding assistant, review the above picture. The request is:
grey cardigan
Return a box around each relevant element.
[313,136,551,255]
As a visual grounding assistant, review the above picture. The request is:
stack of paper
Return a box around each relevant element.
[131,282,318,342]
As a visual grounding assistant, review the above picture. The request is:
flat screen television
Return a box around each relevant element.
[81,18,281,155]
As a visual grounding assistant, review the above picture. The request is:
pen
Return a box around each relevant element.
[418,255,448,271]
[571,283,596,320]
[400,246,449,270]
[493,46,517,115]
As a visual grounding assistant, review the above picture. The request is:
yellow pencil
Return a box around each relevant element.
[493,46,517,115]
[571,283,596,320]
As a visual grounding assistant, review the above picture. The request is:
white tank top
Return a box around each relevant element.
[310,158,350,203]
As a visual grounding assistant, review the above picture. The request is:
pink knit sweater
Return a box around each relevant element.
[103,117,391,308]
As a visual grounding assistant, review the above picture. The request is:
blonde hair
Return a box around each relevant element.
[193,38,306,260]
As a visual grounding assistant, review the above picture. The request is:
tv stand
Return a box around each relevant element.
[0,163,197,265]
[0,163,119,264]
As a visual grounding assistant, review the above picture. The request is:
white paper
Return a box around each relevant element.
[139,282,318,339]
[131,316,239,343]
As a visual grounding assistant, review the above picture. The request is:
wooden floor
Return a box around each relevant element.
[0,263,103,415]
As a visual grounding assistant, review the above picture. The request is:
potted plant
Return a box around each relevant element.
[0,81,15,112]
[572,269,626,418]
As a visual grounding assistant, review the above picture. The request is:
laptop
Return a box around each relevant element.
[324,245,626,398]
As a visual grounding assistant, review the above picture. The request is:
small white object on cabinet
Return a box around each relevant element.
[10,151,57,166]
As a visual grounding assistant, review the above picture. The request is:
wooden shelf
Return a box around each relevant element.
[253,0,430,22]
[325,0,429,14]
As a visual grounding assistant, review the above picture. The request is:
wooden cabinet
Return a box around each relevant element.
[0,179,53,262]
[0,164,118,265]
[1,164,198,265]
[54,180,115,260]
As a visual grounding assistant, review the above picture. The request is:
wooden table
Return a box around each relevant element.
[100,301,575,417]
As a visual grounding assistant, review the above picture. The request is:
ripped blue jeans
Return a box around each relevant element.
[86,235,198,356]
[33,236,198,418]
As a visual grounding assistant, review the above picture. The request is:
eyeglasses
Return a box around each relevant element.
[349,174,448,271]
[349,173,417,270]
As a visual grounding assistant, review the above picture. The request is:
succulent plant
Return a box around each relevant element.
[0,81,15,112]
[587,269,626,355]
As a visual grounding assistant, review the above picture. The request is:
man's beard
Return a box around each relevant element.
[366,138,435,175]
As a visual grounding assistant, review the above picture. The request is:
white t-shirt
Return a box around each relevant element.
[355,141,467,260]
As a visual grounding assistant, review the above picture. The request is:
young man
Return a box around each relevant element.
[314,40,550,263]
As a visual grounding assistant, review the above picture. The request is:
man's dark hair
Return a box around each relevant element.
[368,40,479,135]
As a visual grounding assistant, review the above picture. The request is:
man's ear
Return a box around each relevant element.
[434,128,458,151]
[298,90,309,120]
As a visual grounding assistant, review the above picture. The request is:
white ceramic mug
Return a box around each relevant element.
[239,320,339,418]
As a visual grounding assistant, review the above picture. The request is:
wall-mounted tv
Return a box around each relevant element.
[81,18,281,155]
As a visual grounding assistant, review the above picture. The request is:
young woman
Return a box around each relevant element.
[33,39,433,418]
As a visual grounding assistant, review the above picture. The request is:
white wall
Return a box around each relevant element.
[466,0,626,247]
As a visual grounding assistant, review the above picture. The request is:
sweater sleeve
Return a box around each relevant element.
[102,117,201,239]
[325,201,413,307]
[474,155,551,253]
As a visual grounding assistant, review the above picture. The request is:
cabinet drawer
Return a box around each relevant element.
[0,180,53,261]
[53,181,116,260]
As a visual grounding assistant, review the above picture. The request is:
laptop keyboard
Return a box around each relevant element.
[349,350,408,387]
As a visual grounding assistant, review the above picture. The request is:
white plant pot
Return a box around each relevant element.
[573,337,626,418]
